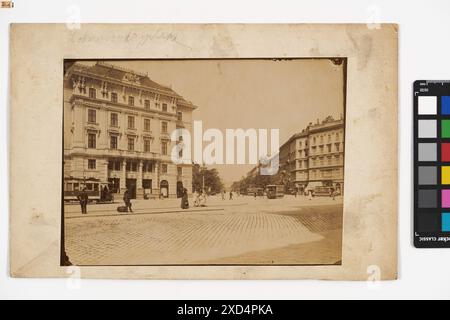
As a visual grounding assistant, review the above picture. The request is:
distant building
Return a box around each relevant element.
[278,116,344,193]
[63,62,198,199]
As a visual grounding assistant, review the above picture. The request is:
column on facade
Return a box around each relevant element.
[120,159,127,192]
[137,160,143,190]
[155,161,160,194]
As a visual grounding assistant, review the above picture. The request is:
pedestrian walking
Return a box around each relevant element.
[77,187,88,214]
[221,190,225,200]
[181,188,189,209]
[308,190,313,200]
[123,189,133,212]
[199,191,207,207]
[193,189,200,207]
[229,191,233,200]
[330,187,336,200]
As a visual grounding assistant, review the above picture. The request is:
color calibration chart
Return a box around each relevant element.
[414,80,450,248]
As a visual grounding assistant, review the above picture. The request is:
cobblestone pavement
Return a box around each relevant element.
[64,195,343,265]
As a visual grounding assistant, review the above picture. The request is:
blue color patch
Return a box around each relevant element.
[442,213,450,232]
[442,96,450,115]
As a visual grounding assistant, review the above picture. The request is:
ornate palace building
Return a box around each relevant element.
[63,62,198,199]
[279,115,344,193]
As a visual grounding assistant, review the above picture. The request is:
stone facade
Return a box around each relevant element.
[63,62,197,199]
[279,116,345,193]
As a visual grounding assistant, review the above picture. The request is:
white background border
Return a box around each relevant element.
[1,0,449,299]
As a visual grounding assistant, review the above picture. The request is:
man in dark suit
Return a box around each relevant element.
[123,189,133,212]
[77,187,88,214]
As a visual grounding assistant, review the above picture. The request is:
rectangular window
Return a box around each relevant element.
[144,118,151,131]
[111,92,118,103]
[161,164,168,174]
[128,96,134,106]
[110,113,118,127]
[144,99,150,109]
[88,109,96,123]
[127,116,135,129]
[89,88,96,99]
[142,179,152,189]
[161,121,168,133]
[108,160,121,171]
[335,143,340,152]
[128,137,135,151]
[143,162,153,173]
[126,161,137,171]
[88,159,96,170]
[177,112,182,121]
[327,144,332,153]
[88,133,96,149]
[161,141,168,155]
[110,136,118,149]
[144,139,151,152]
[162,103,168,112]
[177,167,182,176]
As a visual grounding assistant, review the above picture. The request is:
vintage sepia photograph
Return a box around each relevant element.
[62,58,346,266]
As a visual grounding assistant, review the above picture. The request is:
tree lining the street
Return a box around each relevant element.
[231,167,287,192]
[192,164,225,194]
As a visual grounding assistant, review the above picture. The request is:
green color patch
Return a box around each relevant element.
[442,120,450,138]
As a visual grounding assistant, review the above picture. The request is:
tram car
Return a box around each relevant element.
[63,178,114,203]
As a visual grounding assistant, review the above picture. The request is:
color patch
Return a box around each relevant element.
[442,120,450,138]
[443,167,450,185]
[418,143,437,162]
[418,189,437,208]
[442,213,450,232]
[418,166,437,185]
[442,143,450,162]
[443,190,450,208]
[418,96,437,115]
[417,213,439,232]
[418,120,436,138]
[442,96,450,115]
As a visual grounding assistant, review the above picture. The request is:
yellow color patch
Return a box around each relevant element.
[442,166,450,184]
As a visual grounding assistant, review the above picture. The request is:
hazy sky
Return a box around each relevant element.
[84,59,344,185]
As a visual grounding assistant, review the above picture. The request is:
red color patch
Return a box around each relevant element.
[442,143,450,162]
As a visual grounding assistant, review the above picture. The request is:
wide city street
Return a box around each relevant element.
[64,194,343,265]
